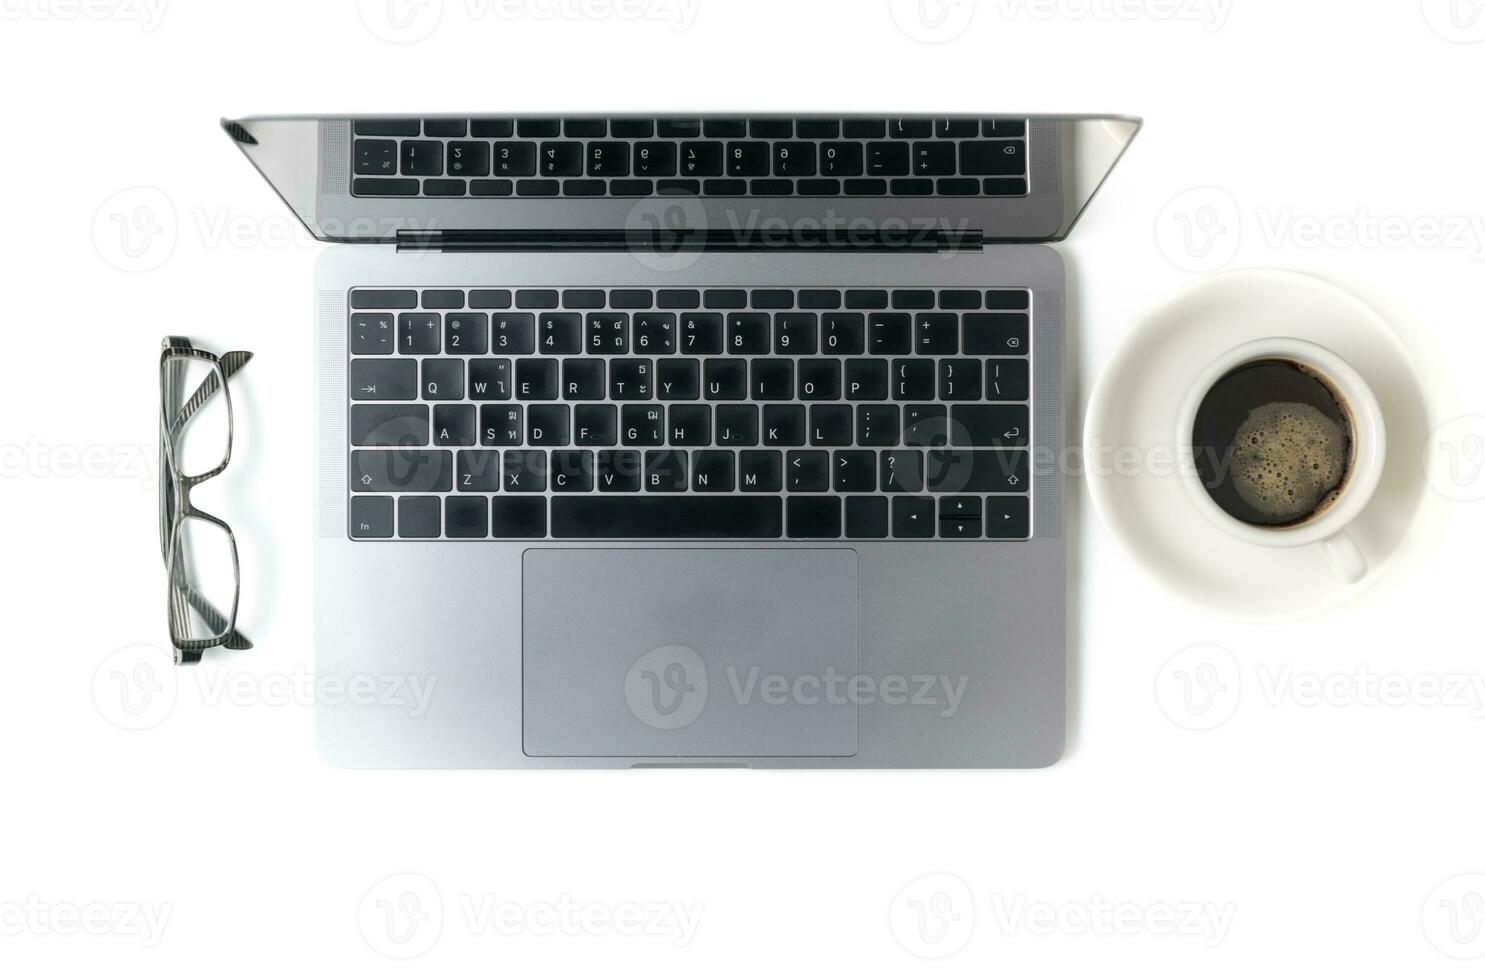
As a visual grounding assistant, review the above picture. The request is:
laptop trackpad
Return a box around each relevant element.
[522,549,858,759]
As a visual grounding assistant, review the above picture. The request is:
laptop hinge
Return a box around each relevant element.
[395,228,983,253]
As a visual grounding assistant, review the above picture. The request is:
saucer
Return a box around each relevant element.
[1083,269,1438,621]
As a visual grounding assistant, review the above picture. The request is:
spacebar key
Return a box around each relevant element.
[551,496,782,538]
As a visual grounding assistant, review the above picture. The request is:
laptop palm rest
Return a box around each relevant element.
[522,549,859,758]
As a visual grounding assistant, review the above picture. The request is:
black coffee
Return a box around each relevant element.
[1191,358,1354,527]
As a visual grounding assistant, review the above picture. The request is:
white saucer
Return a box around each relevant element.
[1083,269,1437,621]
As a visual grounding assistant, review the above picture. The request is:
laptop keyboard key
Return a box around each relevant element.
[527,404,570,445]
[749,359,794,401]
[715,404,758,446]
[704,359,747,400]
[397,496,441,538]
[764,404,806,446]
[798,359,842,400]
[657,358,701,400]
[574,404,618,446]
[788,496,841,539]
[539,312,582,354]
[622,405,665,445]
[987,496,1030,539]
[561,359,605,400]
[515,358,558,401]
[856,404,900,446]
[833,450,876,492]
[903,404,949,447]
[938,359,982,401]
[550,496,782,538]
[892,496,935,538]
[491,313,535,354]
[845,496,889,538]
[597,449,641,492]
[844,358,888,400]
[354,139,397,175]
[350,496,394,538]
[986,359,1030,401]
[727,313,770,354]
[351,404,428,446]
[502,450,547,492]
[456,450,502,491]
[550,450,594,492]
[739,450,782,492]
[352,449,452,492]
[351,359,416,401]
[444,496,489,538]
[398,313,440,354]
[492,497,547,538]
[633,313,676,353]
[433,404,476,445]
[586,313,629,354]
[644,450,688,491]
[949,405,1030,447]
[691,451,734,492]
[668,404,711,446]
[480,405,523,446]
[881,450,925,493]
[352,313,395,354]
[868,313,912,354]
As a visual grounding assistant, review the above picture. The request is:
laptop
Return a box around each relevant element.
[224,113,1139,768]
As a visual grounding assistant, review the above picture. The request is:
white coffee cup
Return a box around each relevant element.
[1174,338,1386,584]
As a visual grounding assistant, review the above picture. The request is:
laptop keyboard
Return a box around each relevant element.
[350,116,1028,199]
[347,286,1033,541]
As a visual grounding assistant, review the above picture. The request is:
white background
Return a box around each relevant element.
[2,0,1484,975]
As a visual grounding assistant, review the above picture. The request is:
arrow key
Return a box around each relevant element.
[939,516,982,539]
[892,496,935,538]
[986,496,1030,539]
[939,495,981,519]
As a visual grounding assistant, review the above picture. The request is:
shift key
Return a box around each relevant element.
[351,449,452,492]
[351,358,417,400]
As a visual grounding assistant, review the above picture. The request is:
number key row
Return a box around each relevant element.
[354,310,1028,357]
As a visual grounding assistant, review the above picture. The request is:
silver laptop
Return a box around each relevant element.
[225,113,1138,768]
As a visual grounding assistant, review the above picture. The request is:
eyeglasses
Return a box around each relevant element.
[159,335,254,664]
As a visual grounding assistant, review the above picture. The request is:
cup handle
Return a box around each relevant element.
[1320,528,1368,584]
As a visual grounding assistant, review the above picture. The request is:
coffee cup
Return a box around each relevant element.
[1174,337,1385,584]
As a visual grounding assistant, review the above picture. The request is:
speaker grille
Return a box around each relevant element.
[318,120,350,195]
[318,289,347,537]
[1032,289,1065,538]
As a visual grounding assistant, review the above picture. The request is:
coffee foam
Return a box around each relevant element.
[1229,401,1349,523]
